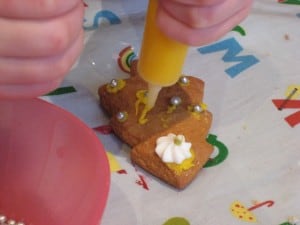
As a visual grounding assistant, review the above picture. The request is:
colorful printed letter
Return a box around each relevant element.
[198,38,259,78]
[272,99,300,127]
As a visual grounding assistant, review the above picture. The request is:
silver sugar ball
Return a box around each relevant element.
[116,112,127,121]
[193,104,202,113]
[180,76,189,84]
[0,215,6,223]
[110,79,118,88]
[170,96,182,106]
[7,220,16,225]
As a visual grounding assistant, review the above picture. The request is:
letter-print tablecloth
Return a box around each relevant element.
[42,0,300,224]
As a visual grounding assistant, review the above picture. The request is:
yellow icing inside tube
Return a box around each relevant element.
[138,0,188,87]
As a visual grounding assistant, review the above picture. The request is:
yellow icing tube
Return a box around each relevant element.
[138,0,188,110]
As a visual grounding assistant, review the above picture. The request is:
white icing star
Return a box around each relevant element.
[155,133,192,164]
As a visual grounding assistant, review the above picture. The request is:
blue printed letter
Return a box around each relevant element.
[198,38,259,78]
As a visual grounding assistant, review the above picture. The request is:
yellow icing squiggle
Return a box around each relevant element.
[135,90,151,124]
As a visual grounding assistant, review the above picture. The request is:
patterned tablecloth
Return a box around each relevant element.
[42,0,300,224]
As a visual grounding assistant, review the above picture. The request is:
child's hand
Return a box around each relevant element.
[157,0,253,45]
[0,0,84,98]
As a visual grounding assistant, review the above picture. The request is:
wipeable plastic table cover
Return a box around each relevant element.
[39,0,300,224]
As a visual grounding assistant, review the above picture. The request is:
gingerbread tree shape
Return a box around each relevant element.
[98,60,213,189]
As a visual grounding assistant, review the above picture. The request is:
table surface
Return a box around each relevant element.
[42,0,300,224]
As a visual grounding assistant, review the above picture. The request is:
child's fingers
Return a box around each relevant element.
[0,0,82,19]
[157,6,251,46]
[159,0,252,29]
[0,2,84,57]
[0,78,63,99]
[0,30,84,85]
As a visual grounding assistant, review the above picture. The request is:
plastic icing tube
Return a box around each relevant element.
[138,0,188,110]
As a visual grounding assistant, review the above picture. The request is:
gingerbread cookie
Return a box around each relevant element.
[98,60,213,189]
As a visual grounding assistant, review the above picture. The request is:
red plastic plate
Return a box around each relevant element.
[0,98,110,225]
